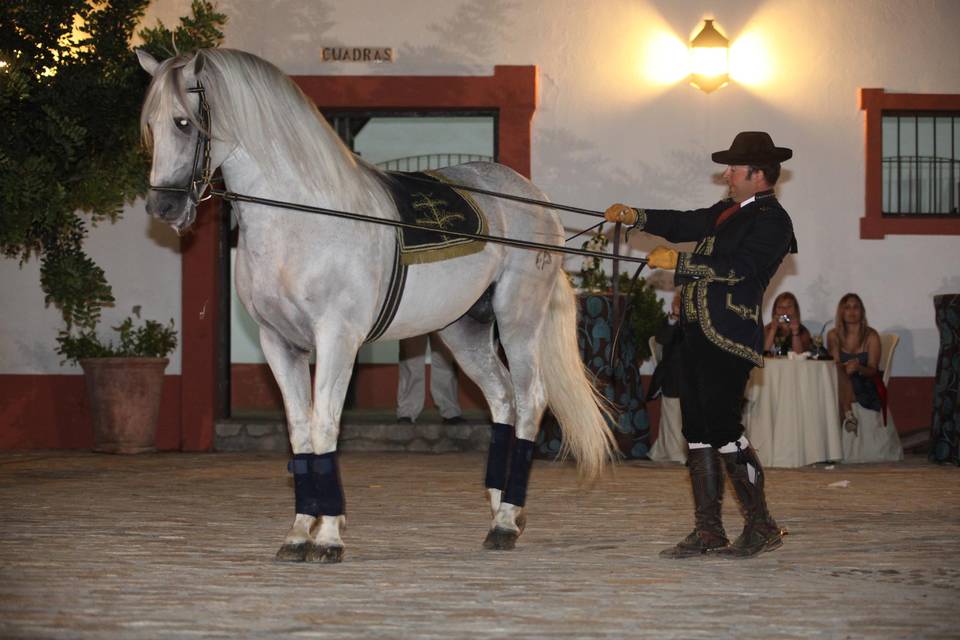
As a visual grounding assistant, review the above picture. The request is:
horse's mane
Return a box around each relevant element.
[141,48,389,211]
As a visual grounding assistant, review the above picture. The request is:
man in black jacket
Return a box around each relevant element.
[606,131,796,558]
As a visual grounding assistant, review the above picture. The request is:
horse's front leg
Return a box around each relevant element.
[257,327,318,562]
[300,328,364,564]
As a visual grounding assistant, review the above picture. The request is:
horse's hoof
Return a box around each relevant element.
[274,543,308,562]
[304,542,345,564]
[483,527,519,550]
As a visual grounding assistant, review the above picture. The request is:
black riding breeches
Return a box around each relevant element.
[678,324,754,448]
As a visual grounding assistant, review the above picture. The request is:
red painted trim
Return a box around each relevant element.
[886,376,936,434]
[291,66,537,177]
[859,88,960,239]
[0,372,933,450]
[178,67,537,449]
[0,374,182,450]
[232,363,487,413]
[179,198,220,451]
[229,365,934,437]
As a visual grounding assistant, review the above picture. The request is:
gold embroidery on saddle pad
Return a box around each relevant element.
[397,171,488,266]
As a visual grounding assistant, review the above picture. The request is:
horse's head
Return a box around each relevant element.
[138,49,229,233]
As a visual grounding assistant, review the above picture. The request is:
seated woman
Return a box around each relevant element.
[647,294,686,463]
[763,292,814,356]
[827,293,903,463]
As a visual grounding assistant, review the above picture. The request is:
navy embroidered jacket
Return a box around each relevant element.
[632,191,796,366]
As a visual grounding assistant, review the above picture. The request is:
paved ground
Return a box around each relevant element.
[1,451,957,639]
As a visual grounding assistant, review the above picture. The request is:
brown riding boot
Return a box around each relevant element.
[718,443,784,557]
[660,447,730,558]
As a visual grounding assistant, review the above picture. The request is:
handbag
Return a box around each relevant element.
[871,372,888,425]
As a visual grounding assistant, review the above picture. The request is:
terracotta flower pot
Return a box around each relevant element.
[80,357,169,454]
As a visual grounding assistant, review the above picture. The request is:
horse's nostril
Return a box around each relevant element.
[159,201,174,217]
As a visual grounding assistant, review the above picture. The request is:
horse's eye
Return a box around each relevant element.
[174,117,191,132]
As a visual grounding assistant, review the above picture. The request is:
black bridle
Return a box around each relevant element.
[149,83,214,205]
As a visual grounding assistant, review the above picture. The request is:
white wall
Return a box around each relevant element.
[0,201,182,374]
[4,0,958,377]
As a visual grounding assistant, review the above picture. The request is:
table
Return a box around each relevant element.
[742,357,843,468]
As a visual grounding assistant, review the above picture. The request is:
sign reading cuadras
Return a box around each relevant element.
[321,47,395,63]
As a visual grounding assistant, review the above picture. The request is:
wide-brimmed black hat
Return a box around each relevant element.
[712,131,792,165]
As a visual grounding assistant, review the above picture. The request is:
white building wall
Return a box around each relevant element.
[3,0,959,377]
[0,203,182,374]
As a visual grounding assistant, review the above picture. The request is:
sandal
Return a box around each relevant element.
[842,410,859,434]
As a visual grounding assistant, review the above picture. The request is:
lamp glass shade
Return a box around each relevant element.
[689,19,729,93]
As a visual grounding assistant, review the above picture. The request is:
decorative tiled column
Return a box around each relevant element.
[536,293,651,459]
[930,294,960,465]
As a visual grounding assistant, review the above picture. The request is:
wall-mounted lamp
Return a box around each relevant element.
[689,19,729,93]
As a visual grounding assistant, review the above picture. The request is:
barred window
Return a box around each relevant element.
[859,89,960,238]
[882,113,960,216]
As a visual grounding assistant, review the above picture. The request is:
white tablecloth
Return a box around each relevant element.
[743,358,843,468]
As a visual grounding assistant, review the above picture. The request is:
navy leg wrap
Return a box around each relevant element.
[503,438,535,507]
[288,452,346,516]
[484,423,515,490]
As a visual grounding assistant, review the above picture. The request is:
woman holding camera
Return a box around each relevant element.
[763,292,813,355]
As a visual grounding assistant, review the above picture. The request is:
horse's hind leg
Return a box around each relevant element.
[481,271,555,550]
[437,318,517,513]
[438,305,541,551]
[258,327,316,562]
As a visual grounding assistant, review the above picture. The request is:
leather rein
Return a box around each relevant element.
[148,82,649,267]
[149,81,647,378]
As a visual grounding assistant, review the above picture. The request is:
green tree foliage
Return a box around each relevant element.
[618,272,667,362]
[0,0,225,353]
[573,230,667,362]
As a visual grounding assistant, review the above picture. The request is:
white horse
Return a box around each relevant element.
[137,48,615,562]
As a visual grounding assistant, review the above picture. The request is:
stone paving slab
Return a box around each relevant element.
[0,452,957,639]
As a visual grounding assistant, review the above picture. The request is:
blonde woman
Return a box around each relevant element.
[826,293,902,462]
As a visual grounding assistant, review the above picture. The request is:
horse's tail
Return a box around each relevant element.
[541,275,618,481]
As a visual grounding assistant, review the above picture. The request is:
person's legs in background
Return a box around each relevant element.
[427,333,462,423]
[397,334,429,423]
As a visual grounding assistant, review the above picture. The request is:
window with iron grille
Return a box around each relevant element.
[859,89,960,238]
[882,112,960,216]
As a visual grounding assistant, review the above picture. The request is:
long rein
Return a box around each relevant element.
[155,83,647,378]
[155,86,648,266]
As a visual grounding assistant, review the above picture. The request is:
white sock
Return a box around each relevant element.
[688,442,711,449]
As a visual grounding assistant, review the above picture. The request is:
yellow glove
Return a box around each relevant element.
[604,203,638,225]
[647,246,678,270]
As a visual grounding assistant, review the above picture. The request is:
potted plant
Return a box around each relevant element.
[574,231,666,361]
[58,307,177,453]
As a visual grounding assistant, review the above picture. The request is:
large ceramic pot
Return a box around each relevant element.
[80,357,169,454]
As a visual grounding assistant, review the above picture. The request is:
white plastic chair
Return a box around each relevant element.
[648,335,661,364]
[843,331,903,463]
[878,332,899,386]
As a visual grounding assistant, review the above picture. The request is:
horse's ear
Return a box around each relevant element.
[185,51,205,78]
[136,48,159,76]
